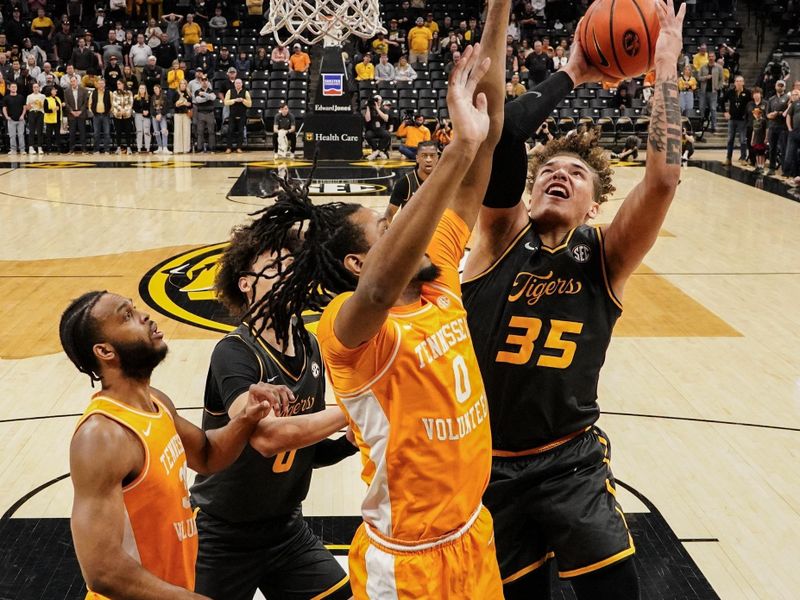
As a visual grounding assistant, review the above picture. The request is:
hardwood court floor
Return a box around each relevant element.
[0,152,798,599]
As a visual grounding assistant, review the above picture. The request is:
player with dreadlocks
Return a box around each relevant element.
[60,291,289,599]
[247,0,510,592]
[460,2,686,599]
[188,173,359,599]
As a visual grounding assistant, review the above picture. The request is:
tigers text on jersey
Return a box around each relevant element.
[190,325,326,523]
[75,394,197,599]
[462,223,622,452]
[317,210,492,543]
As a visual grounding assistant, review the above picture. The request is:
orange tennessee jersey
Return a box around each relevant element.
[318,209,492,542]
[75,394,198,599]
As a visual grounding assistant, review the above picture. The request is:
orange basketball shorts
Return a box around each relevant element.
[348,505,503,599]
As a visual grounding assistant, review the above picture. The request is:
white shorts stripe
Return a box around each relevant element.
[365,543,399,600]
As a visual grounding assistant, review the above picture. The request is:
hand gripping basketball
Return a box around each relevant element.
[445,43,491,148]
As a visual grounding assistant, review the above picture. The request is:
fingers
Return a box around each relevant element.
[676,1,686,24]
[474,91,488,115]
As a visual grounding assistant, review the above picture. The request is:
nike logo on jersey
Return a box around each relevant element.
[525,91,542,98]
[266,375,279,383]
[143,423,152,437]
[524,241,539,252]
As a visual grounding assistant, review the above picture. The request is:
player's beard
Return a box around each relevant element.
[414,263,441,283]
[114,339,168,381]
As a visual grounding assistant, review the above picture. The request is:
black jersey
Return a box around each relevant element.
[388,168,422,208]
[191,324,327,523]
[462,223,622,451]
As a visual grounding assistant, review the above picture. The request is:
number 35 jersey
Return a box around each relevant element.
[462,223,622,452]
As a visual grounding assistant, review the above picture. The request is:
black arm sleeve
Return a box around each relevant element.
[312,435,359,468]
[389,172,411,207]
[207,337,262,413]
[483,71,575,209]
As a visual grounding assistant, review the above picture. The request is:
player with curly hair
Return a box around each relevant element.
[461,2,686,599]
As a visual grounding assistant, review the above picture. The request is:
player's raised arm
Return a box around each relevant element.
[332,45,491,349]
[445,0,508,230]
[70,419,209,600]
[602,0,685,297]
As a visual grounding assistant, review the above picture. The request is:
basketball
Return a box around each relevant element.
[581,0,661,80]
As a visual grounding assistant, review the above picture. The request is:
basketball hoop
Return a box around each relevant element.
[260,0,385,46]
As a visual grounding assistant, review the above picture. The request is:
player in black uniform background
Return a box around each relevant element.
[383,140,439,224]
[462,2,685,599]
[190,207,357,600]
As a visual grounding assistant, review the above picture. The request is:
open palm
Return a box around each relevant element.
[655,0,686,60]
[446,43,492,147]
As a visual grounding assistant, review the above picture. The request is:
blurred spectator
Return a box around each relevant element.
[161,13,183,55]
[141,55,163,94]
[30,8,54,53]
[111,78,134,154]
[289,44,311,73]
[507,13,520,42]
[22,38,47,69]
[698,53,723,132]
[356,53,375,81]
[763,52,791,97]
[517,2,538,40]
[3,82,26,153]
[395,56,417,82]
[104,55,124,88]
[43,84,63,153]
[172,78,193,153]
[681,127,695,165]
[253,47,270,71]
[386,20,405,63]
[363,94,391,159]
[372,32,390,57]
[423,13,439,35]
[192,42,216,74]
[224,78,251,153]
[234,51,251,73]
[54,21,75,65]
[750,106,768,172]
[552,46,568,71]
[397,113,431,159]
[122,65,139,93]
[64,75,89,153]
[611,85,632,109]
[102,30,124,64]
[154,33,177,68]
[193,76,216,152]
[26,56,41,82]
[505,82,515,102]
[130,34,153,79]
[509,73,526,97]
[26,81,45,154]
[408,17,432,64]
[146,19,163,48]
[132,83,151,152]
[433,119,452,149]
[783,89,800,178]
[464,17,481,43]
[723,75,751,166]
[444,51,460,76]
[188,67,205,94]
[505,46,518,74]
[611,135,640,161]
[149,82,170,154]
[217,47,234,71]
[167,60,184,91]
[0,55,11,83]
[71,38,96,75]
[678,65,697,116]
[375,54,395,82]
[693,43,709,72]
[6,7,26,48]
[181,14,202,59]
[718,44,739,76]
[525,41,550,85]
[271,44,290,65]
[440,32,462,55]
[746,86,767,162]
[208,7,228,32]
[440,16,454,37]
[120,31,134,66]
[90,78,113,153]
[766,80,790,175]
[273,103,297,158]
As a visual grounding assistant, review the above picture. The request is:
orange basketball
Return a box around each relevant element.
[582,0,661,80]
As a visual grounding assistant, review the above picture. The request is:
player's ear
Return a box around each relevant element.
[238,275,251,294]
[586,202,599,220]
[342,252,366,277]
[93,342,116,365]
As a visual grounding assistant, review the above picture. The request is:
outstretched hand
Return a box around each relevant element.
[243,382,295,423]
[445,43,492,148]
[654,0,686,62]
[564,19,609,86]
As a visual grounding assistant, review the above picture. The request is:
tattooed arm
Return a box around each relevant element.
[602,0,685,299]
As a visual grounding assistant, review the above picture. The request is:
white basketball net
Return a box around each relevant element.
[260,0,386,46]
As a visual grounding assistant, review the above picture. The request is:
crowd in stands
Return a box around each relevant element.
[0,0,307,155]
